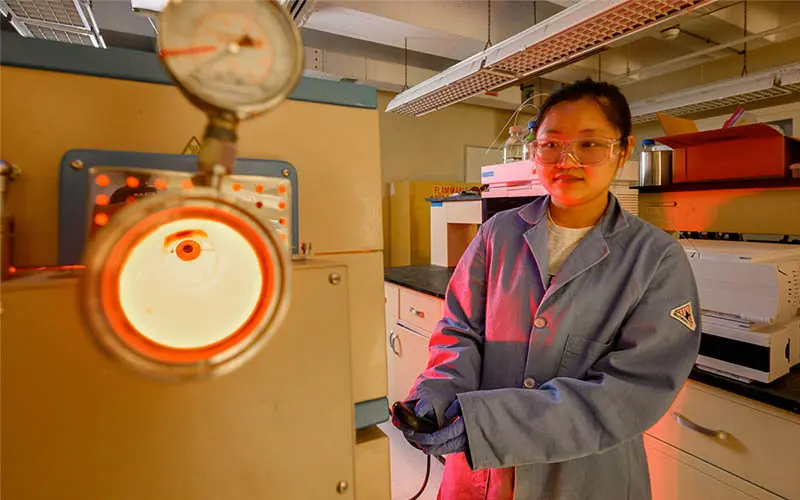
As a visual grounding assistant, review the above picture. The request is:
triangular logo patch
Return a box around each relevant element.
[670,302,697,332]
[182,136,202,155]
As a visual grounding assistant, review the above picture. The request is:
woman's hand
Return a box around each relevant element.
[401,399,468,456]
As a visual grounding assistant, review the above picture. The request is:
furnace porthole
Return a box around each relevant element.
[82,192,290,380]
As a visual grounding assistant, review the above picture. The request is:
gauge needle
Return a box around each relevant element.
[160,37,263,58]
[160,45,219,58]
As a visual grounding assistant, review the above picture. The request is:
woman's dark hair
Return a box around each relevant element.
[534,78,632,146]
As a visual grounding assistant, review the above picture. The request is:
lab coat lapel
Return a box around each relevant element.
[545,194,627,299]
[523,222,549,291]
[518,197,550,290]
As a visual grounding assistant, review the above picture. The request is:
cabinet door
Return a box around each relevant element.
[387,323,431,405]
[644,435,781,500]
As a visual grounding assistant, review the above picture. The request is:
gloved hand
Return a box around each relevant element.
[402,398,468,456]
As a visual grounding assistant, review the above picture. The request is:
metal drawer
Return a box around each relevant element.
[398,287,442,336]
[646,381,800,499]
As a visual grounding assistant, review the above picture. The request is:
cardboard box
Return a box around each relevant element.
[655,123,800,183]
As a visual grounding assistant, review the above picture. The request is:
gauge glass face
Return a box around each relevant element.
[159,0,301,115]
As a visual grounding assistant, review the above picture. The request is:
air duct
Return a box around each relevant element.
[386,0,718,117]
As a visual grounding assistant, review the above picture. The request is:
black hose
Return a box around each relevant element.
[408,454,431,500]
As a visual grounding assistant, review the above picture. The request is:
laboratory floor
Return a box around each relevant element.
[378,421,444,500]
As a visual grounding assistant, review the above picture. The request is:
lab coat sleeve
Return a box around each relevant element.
[458,243,701,468]
[406,220,490,427]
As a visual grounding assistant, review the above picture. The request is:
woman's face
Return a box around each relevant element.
[535,97,633,207]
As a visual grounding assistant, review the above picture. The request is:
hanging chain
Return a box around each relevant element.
[402,37,409,91]
[484,0,493,50]
[626,43,631,77]
[741,0,748,77]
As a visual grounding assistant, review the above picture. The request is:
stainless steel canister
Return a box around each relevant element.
[639,149,672,186]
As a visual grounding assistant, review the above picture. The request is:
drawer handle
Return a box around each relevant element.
[389,331,401,356]
[409,307,425,318]
[674,412,731,441]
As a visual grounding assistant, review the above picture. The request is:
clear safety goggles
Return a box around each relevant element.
[531,137,622,167]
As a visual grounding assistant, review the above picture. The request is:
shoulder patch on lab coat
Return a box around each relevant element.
[670,302,697,332]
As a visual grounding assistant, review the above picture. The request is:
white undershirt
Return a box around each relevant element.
[547,210,593,285]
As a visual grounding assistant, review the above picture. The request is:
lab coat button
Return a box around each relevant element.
[534,317,547,328]
[523,377,536,389]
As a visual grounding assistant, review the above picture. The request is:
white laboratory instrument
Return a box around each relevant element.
[681,240,800,326]
[696,316,800,384]
[480,160,639,216]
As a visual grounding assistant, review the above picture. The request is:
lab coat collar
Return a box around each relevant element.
[517,193,630,294]
[516,193,629,237]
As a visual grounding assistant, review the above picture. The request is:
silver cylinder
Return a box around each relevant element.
[639,150,672,186]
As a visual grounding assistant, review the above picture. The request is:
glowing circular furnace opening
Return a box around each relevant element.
[82,192,290,379]
[118,218,264,350]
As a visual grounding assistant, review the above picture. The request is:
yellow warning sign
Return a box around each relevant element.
[182,137,202,155]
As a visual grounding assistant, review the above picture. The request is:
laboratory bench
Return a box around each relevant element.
[384,264,800,500]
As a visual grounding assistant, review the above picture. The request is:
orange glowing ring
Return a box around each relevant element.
[81,191,289,380]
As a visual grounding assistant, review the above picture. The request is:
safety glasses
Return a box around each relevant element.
[531,137,622,167]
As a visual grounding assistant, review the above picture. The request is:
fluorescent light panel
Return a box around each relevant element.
[2,0,105,48]
[630,62,800,123]
[387,0,717,116]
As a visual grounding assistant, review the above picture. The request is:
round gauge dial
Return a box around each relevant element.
[158,0,303,118]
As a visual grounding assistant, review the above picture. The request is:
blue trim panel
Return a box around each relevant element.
[354,397,390,430]
[58,149,299,265]
[0,35,377,110]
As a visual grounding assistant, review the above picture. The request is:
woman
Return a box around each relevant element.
[393,79,701,500]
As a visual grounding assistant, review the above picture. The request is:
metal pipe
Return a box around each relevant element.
[195,112,239,190]
[612,20,800,85]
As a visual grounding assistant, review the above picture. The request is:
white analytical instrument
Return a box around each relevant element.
[480,160,639,216]
[682,240,800,383]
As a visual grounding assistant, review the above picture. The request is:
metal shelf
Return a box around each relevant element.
[632,178,800,193]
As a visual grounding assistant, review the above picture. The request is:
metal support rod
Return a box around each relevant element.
[195,112,239,190]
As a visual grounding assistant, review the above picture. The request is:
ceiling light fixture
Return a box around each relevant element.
[630,62,800,123]
[386,0,718,117]
[0,0,106,48]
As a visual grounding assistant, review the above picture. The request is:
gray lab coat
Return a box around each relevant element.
[408,194,701,500]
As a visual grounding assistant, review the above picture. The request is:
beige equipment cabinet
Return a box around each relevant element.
[1,260,389,500]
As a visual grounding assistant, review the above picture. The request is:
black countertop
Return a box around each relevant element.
[384,265,455,299]
[383,265,800,416]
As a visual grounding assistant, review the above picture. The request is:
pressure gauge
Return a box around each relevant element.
[158,0,303,119]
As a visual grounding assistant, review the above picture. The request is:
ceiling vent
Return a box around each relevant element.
[386,0,718,117]
[0,0,105,48]
[278,0,316,28]
[630,62,800,123]
[130,0,315,30]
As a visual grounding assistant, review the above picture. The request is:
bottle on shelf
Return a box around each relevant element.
[522,120,536,161]
[503,125,525,164]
